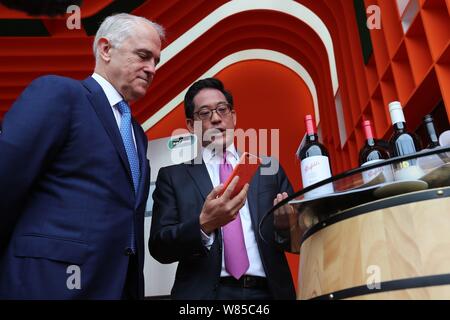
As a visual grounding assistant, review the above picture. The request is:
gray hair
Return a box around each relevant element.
[93,13,165,61]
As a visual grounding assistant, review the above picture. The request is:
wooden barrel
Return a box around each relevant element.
[298,187,450,300]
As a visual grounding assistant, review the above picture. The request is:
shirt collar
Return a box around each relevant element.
[202,143,239,164]
[91,73,123,107]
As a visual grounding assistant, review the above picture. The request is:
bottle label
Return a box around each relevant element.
[361,159,394,184]
[301,155,334,198]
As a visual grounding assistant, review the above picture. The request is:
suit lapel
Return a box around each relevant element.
[247,166,261,228]
[185,156,222,244]
[185,156,214,200]
[236,150,261,226]
[82,77,133,187]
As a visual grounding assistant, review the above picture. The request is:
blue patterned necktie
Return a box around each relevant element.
[117,100,140,253]
[117,101,140,193]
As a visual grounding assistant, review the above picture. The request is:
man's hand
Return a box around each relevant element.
[199,176,249,235]
[273,192,304,252]
[273,192,296,230]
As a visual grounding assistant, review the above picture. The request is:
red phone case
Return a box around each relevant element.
[218,152,261,198]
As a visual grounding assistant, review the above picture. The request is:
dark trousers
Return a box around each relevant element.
[215,281,273,300]
[122,255,139,300]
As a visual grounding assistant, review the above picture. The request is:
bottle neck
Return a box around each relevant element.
[306,133,318,142]
[363,122,375,145]
[425,121,439,144]
[394,121,406,132]
[366,138,375,146]
[305,116,318,142]
[390,106,406,130]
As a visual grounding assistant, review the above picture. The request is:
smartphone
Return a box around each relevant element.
[218,152,261,198]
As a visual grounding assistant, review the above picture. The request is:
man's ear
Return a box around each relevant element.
[97,38,112,62]
[186,118,195,133]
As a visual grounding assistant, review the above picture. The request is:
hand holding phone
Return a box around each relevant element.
[218,152,261,198]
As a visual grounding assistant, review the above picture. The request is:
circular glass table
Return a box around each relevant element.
[261,146,450,299]
[260,146,450,254]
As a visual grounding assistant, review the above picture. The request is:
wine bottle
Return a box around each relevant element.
[423,114,440,149]
[388,101,422,180]
[298,115,334,198]
[359,120,390,165]
[359,120,393,183]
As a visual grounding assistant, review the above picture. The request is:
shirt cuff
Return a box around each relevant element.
[201,229,215,250]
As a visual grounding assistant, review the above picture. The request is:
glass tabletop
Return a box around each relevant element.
[259,146,450,254]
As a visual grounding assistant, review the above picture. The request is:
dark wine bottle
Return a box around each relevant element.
[299,115,334,197]
[359,120,392,183]
[423,114,440,149]
[359,120,390,166]
[388,101,421,157]
[388,101,422,179]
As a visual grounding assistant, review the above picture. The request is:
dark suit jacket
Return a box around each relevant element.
[0,76,150,299]
[149,155,296,299]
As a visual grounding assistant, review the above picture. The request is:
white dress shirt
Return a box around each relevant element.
[201,144,266,278]
[91,73,137,148]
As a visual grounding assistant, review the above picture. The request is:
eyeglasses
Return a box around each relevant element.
[193,103,232,121]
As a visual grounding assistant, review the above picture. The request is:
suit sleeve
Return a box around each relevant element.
[273,160,296,251]
[276,162,294,196]
[149,167,208,264]
[0,76,72,235]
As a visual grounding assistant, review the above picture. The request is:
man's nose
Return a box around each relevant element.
[144,60,156,75]
[210,110,222,123]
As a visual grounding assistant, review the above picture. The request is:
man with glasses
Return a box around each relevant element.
[149,78,296,300]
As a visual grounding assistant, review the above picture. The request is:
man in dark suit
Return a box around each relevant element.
[0,13,164,299]
[149,78,296,299]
